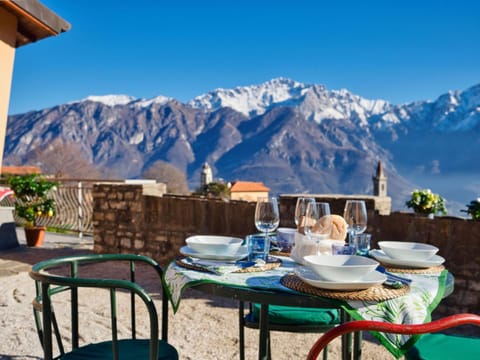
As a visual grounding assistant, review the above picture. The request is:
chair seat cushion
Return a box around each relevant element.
[406,333,480,360]
[251,303,340,325]
[61,339,178,360]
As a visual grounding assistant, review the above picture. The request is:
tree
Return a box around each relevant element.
[28,139,101,179]
[141,160,189,194]
[194,182,230,199]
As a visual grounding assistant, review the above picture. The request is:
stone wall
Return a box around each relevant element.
[93,184,480,318]
[92,184,146,255]
[93,184,257,263]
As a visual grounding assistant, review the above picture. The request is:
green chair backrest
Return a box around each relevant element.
[29,253,169,360]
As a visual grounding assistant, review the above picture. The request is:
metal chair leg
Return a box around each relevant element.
[239,301,245,360]
[341,309,352,360]
[353,331,362,360]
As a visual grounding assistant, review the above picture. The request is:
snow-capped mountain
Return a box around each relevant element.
[5,78,480,215]
[188,77,391,125]
[131,95,173,109]
[188,78,309,116]
[72,94,175,109]
[77,95,137,107]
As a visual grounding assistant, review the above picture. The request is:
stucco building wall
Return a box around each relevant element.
[0,8,17,168]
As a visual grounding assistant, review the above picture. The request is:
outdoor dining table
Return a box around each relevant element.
[163,255,453,360]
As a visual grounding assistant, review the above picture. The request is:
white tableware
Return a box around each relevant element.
[378,241,438,261]
[331,243,357,255]
[180,245,249,261]
[369,249,445,268]
[185,235,243,256]
[276,227,296,252]
[303,254,379,282]
[295,266,386,291]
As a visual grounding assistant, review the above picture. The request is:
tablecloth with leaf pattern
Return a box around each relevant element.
[163,256,448,358]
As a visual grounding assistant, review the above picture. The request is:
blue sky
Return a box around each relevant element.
[8,0,480,115]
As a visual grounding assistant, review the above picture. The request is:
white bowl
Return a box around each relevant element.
[185,235,243,256]
[378,241,438,261]
[303,255,379,282]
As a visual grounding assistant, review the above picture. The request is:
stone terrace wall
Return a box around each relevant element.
[93,184,480,318]
[92,184,146,255]
[93,183,257,264]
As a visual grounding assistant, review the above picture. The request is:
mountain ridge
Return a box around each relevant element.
[5,78,480,215]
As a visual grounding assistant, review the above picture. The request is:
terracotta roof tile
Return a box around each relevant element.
[2,166,41,175]
[230,181,270,192]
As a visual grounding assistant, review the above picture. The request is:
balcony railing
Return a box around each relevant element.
[1,180,96,237]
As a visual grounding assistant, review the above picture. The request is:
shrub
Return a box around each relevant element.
[461,198,480,221]
[405,189,447,215]
[7,174,57,227]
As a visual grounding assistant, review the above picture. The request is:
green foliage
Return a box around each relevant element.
[461,198,480,221]
[7,174,58,227]
[405,189,447,215]
[194,182,230,199]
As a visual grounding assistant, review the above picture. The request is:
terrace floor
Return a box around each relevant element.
[0,229,395,359]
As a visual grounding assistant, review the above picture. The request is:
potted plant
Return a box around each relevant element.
[7,174,57,246]
[405,189,447,218]
[461,198,480,221]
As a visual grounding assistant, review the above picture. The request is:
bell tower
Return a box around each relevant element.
[373,161,387,197]
[200,162,213,187]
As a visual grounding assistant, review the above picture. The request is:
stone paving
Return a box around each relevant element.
[0,228,93,277]
[0,228,399,359]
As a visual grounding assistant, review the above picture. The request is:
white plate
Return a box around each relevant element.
[180,245,249,261]
[294,266,386,291]
[369,249,445,268]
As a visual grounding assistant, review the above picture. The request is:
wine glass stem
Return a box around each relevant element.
[348,230,355,244]
[265,231,269,260]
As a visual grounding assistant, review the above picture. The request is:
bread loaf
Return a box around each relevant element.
[297,214,347,241]
[329,214,348,241]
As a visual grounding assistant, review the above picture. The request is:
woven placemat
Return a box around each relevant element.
[233,257,282,273]
[280,274,409,301]
[382,264,445,274]
[175,257,282,274]
[269,250,291,257]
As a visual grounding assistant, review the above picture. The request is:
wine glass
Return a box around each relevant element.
[254,197,280,255]
[343,200,367,243]
[294,197,315,227]
[304,202,332,255]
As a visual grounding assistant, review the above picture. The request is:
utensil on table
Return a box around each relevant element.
[376,265,412,285]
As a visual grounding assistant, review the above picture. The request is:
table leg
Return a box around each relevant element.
[258,303,270,360]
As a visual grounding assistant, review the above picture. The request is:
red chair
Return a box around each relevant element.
[307,313,480,360]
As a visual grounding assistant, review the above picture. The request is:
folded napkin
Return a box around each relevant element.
[181,258,241,275]
[290,232,344,264]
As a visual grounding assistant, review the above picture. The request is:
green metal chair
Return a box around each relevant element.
[239,301,340,360]
[29,253,178,360]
